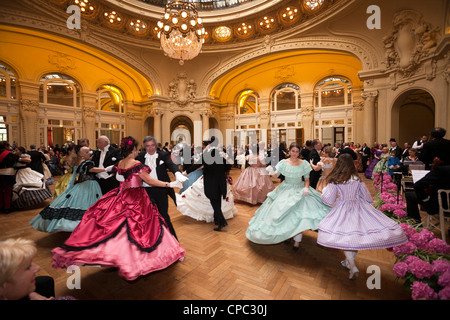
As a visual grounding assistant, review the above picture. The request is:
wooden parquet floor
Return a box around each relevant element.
[0,168,413,300]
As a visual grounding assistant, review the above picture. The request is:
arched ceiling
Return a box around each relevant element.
[209,49,363,104]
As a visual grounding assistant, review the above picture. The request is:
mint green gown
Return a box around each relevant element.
[245,160,331,244]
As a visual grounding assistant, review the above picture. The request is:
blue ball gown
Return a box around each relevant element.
[29,160,102,233]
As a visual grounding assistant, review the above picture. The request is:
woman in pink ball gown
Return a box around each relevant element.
[232,144,275,205]
[51,136,185,281]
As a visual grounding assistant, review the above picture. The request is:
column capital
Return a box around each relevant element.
[361,90,379,101]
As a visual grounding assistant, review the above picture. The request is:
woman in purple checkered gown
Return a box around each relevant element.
[317,154,408,280]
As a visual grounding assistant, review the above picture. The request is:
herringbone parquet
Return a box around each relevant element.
[0,168,413,300]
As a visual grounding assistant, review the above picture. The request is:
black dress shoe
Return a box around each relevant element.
[214,224,227,231]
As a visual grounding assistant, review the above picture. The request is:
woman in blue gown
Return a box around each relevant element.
[30,146,103,233]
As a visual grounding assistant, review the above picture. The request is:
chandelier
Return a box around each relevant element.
[156,1,205,65]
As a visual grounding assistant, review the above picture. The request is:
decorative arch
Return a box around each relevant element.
[390,88,435,144]
[170,115,194,145]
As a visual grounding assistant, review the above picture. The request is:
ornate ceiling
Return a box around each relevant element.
[44,0,343,45]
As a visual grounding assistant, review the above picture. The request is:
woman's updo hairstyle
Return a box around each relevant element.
[120,136,138,157]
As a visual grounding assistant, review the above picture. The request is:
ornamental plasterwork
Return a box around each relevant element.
[20,99,39,113]
[48,52,76,72]
[274,65,296,82]
[83,106,97,118]
[383,10,441,78]
[169,73,197,105]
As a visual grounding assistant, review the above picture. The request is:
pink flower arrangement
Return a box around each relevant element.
[432,259,450,274]
[374,174,450,300]
[438,286,450,300]
[411,281,438,300]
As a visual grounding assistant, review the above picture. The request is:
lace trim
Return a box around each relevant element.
[39,206,86,221]
[116,163,147,181]
[59,217,166,253]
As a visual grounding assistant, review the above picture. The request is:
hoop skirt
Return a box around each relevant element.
[12,167,52,209]
[232,164,275,205]
[176,170,237,223]
[29,161,102,233]
[51,163,185,281]
[317,180,408,250]
[246,160,331,244]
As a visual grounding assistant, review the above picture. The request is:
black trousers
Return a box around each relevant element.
[97,176,120,195]
[209,197,227,227]
[144,187,178,240]
[405,191,426,223]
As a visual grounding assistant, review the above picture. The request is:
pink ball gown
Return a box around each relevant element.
[232,154,275,205]
[51,163,185,281]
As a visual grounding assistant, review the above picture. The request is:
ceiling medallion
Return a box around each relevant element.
[156,1,206,65]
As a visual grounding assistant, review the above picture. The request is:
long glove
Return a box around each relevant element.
[169,180,183,189]
[175,171,188,182]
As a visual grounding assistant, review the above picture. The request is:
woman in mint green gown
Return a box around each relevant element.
[246,142,331,249]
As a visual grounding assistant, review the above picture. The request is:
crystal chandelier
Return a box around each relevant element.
[156,1,205,65]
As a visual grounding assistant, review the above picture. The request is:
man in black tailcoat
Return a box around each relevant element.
[308,139,322,189]
[186,136,232,231]
[136,136,187,239]
[419,127,450,169]
[361,143,371,173]
[91,135,122,195]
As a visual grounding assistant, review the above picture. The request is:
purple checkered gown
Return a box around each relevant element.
[317,179,408,250]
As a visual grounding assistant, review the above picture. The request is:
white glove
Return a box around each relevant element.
[175,171,188,182]
[96,171,110,179]
[169,180,183,189]
[105,165,114,172]
[116,172,125,182]
[265,166,275,175]
[302,187,309,196]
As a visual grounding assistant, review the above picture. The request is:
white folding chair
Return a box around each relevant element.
[433,189,450,242]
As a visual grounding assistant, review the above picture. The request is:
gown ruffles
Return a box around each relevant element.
[51,163,185,281]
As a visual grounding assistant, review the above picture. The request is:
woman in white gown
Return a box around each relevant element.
[176,140,237,223]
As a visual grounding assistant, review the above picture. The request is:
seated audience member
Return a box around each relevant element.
[405,165,450,223]
[0,238,74,300]
[419,127,450,169]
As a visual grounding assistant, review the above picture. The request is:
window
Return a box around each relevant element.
[39,73,80,107]
[315,76,352,107]
[236,90,259,115]
[0,64,17,99]
[96,85,124,113]
[272,83,300,111]
[0,116,7,141]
